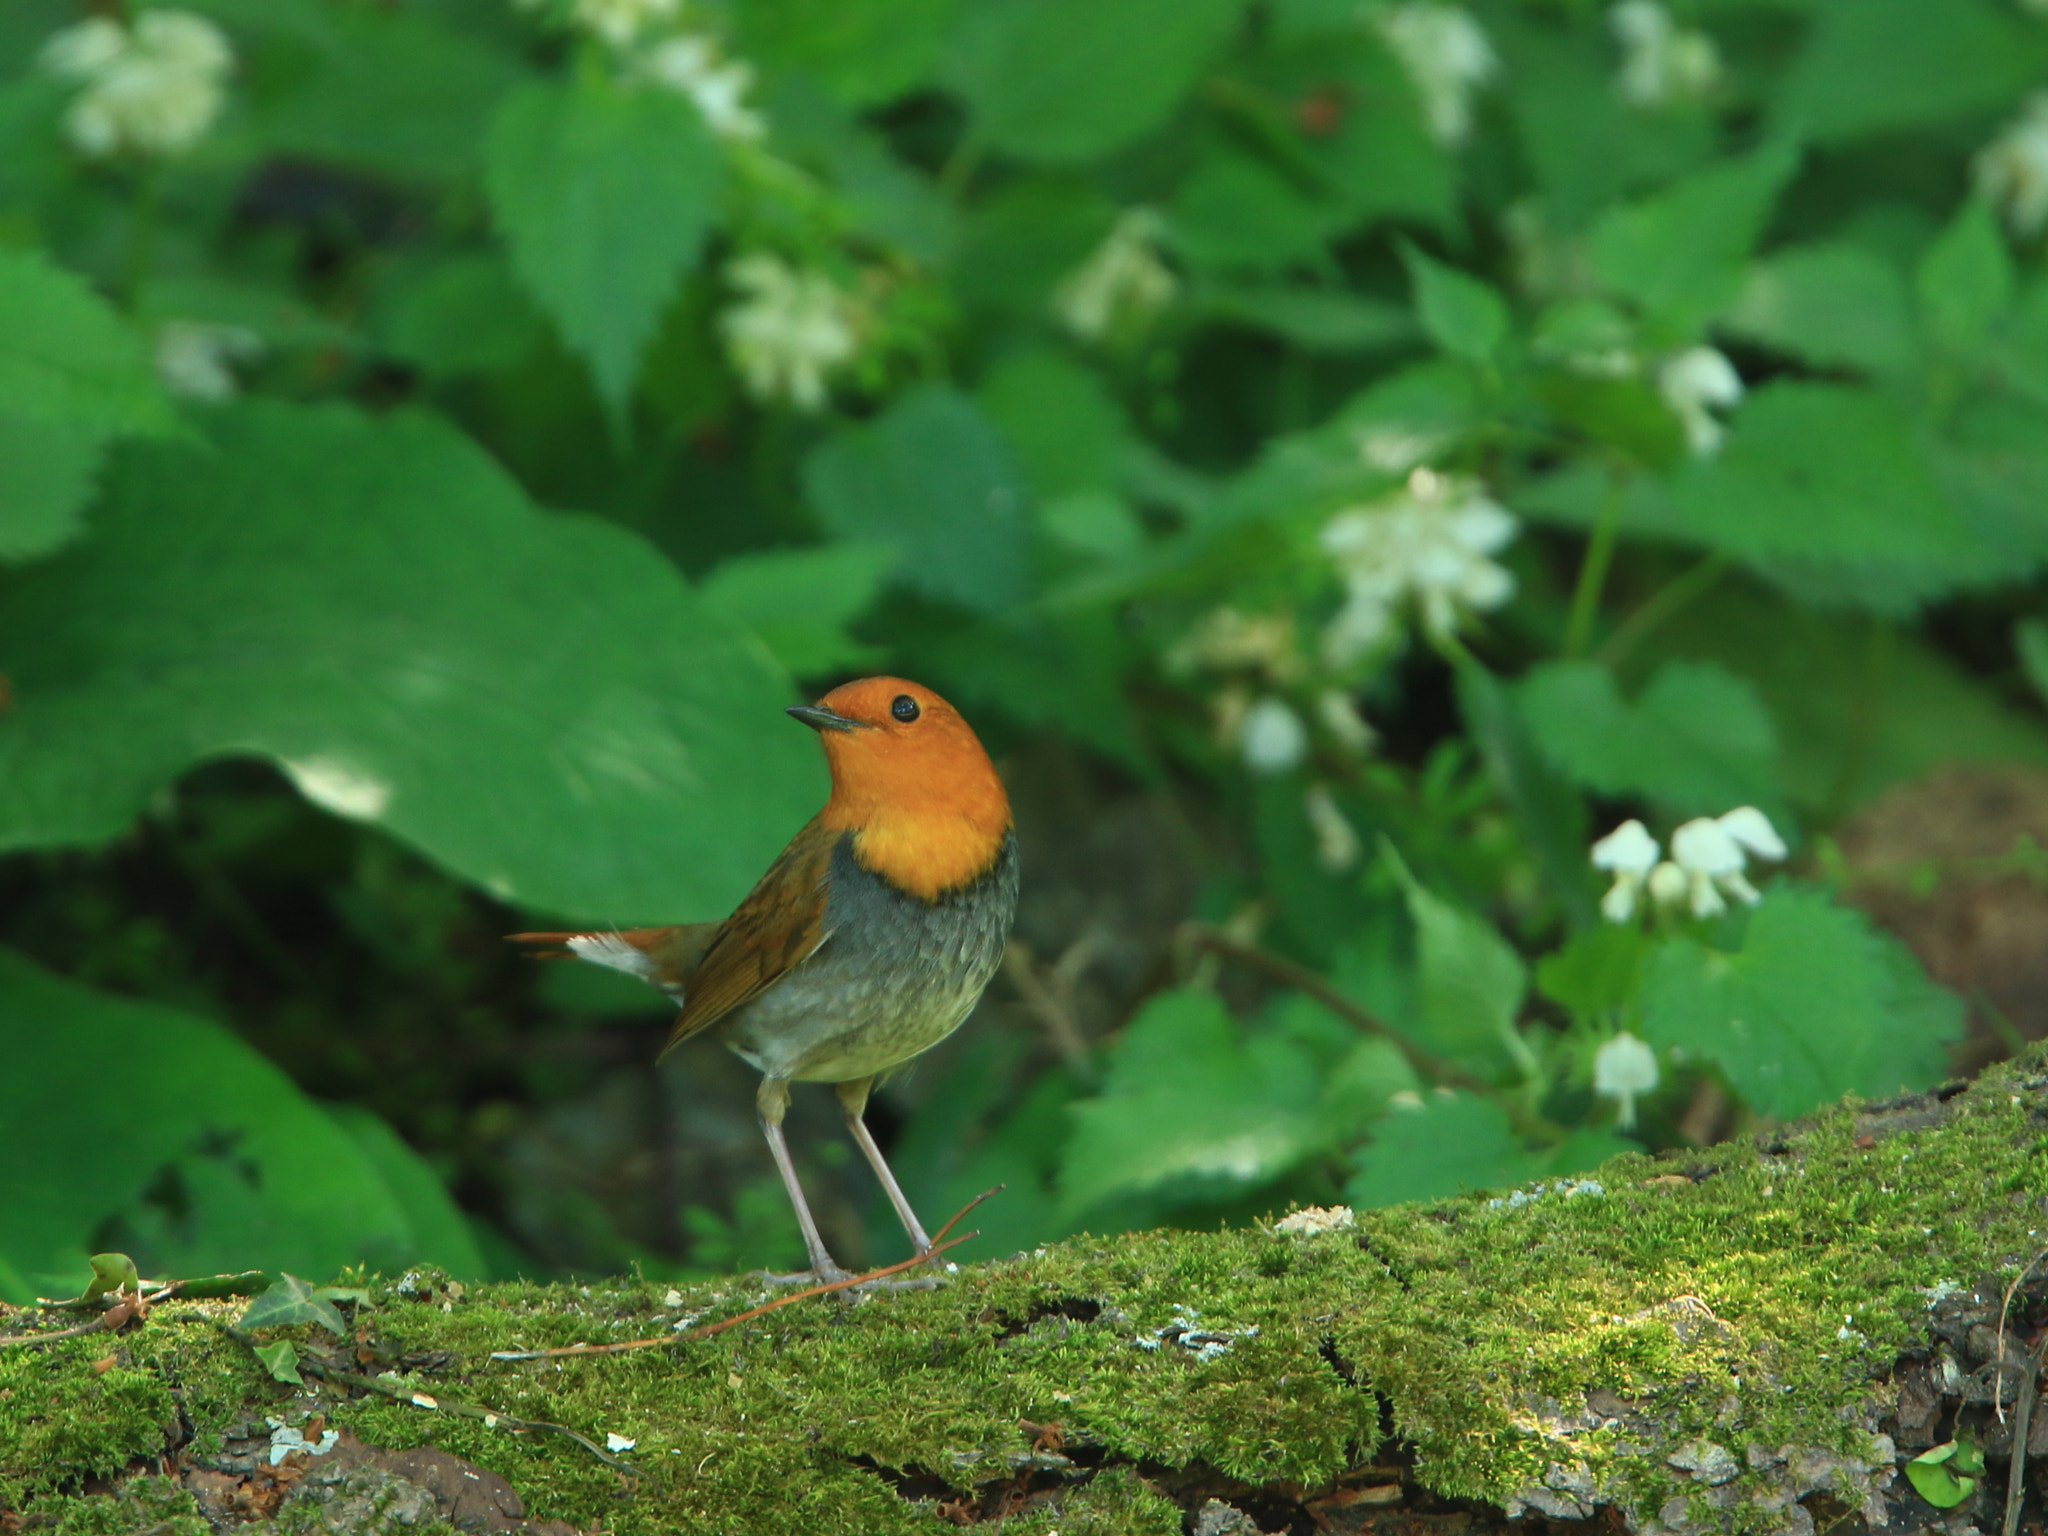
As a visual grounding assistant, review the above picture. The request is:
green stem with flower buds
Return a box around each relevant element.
[1561,467,1630,659]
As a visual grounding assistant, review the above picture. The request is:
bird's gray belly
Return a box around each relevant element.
[715,833,1019,1083]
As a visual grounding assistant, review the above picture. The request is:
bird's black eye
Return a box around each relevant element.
[890,694,920,723]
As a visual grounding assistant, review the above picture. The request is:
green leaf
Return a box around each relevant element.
[1517,660,1780,819]
[1058,988,1323,1219]
[375,253,547,379]
[0,248,172,438]
[0,952,442,1303]
[1400,245,1510,364]
[2017,619,2048,709]
[1638,887,1960,1119]
[83,1253,140,1301]
[1384,846,1529,1075]
[325,1108,486,1283]
[1345,1094,1630,1209]
[486,76,722,411]
[0,413,106,563]
[254,1339,304,1386]
[1199,285,1415,354]
[698,543,894,678]
[1590,140,1800,335]
[803,384,1032,613]
[1906,1440,1983,1509]
[945,0,1243,162]
[1723,243,1918,377]
[1170,152,1353,271]
[1916,199,2015,356]
[1775,0,2048,145]
[0,401,818,922]
[1455,663,1595,930]
[976,348,1127,500]
[239,1274,348,1335]
[738,0,956,105]
[1536,924,1652,1021]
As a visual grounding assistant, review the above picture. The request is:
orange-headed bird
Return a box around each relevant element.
[514,677,1018,1283]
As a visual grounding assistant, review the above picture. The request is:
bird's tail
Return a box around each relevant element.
[506,923,719,1001]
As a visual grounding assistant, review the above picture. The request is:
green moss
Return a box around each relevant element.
[8,1055,2048,1534]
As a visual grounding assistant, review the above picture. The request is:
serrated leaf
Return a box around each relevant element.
[1518,660,1779,818]
[1058,988,1323,1219]
[976,348,1127,499]
[486,77,722,411]
[0,401,818,922]
[1345,1094,1631,1209]
[1638,887,1959,1119]
[1401,245,1509,364]
[0,952,449,1304]
[1170,151,1354,271]
[1456,663,1595,930]
[1916,200,2015,356]
[0,412,106,563]
[1590,141,1800,335]
[1723,243,1918,377]
[946,0,1243,162]
[1384,847,1528,1075]
[239,1274,348,1335]
[1536,924,1653,1021]
[254,1339,304,1386]
[803,384,1032,613]
[737,0,956,106]
[0,248,172,438]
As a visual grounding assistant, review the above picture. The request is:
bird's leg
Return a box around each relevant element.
[755,1076,851,1286]
[836,1077,935,1256]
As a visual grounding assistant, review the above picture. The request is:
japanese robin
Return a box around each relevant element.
[512,677,1018,1283]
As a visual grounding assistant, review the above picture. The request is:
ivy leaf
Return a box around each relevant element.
[0,401,818,922]
[254,1339,305,1386]
[239,1274,348,1336]
[486,75,722,412]
[1517,659,1781,819]
[1638,887,1960,1119]
[803,384,1032,614]
[946,0,1243,163]
[1401,244,1510,363]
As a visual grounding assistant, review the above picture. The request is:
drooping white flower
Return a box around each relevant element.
[1657,346,1744,456]
[1319,468,1517,664]
[1374,4,1498,146]
[1304,782,1361,870]
[1591,819,1660,923]
[41,9,232,159]
[1240,697,1309,774]
[1975,93,2048,239]
[1609,1,1720,109]
[569,0,679,47]
[154,319,261,402]
[1662,805,1785,918]
[1052,209,1178,342]
[641,34,765,141]
[717,254,859,412]
[1593,1033,1659,1129]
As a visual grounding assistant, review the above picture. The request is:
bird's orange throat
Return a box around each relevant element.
[818,746,1011,900]
[843,810,1011,900]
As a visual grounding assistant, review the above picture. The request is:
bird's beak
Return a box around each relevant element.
[786,703,861,733]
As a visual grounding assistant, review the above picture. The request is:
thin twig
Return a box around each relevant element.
[1176,921,1483,1093]
[2006,1332,2048,1536]
[0,1315,111,1348]
[1,1281,183,1347]
[491,1226,983,1362]
[1005,939,1098,1085]
[1995,1245,2048,1421]
[219,1325,640,1477]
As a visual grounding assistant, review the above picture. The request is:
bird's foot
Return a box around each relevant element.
[746,1260,945,1296]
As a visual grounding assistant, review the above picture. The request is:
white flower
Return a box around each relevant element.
[1275,1205,1355,1235]
[1593,1033,1659,1129]
[1645,859,1688,909]
[1976,93,2048,238]
[1240,697,1309,774]
[1304,782,1361,870]
[1657,345,1743,456]
[41,9,232,159]
[717,254,858,412]
[1610,1,1720,109]
[154,319,261,402]
[641,34,765,141]
[1318,467,1517,664]
[1590,819,1660,923]
[1052,209,1177,342]
[570,0,678,47]
[1662,805,1784,917]
[1167,607,1300,680]
[1374,4,1497,146]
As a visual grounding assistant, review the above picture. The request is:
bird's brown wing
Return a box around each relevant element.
[662,816,838,1054]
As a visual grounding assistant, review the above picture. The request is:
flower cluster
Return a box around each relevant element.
[154,320,263,402]
[1591,806,1787,923]
[1374,3,1497,146]
[1976,93,2048,239]
[1656,345,1744,457]
[641,34,764,141]
[717,253,860,412]
[40,10,232,160]
[1053,209,1178,342]
[1319,468,1518,665]
[1609,1,1720,109]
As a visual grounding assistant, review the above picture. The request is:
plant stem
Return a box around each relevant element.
[1562,468,1630,659]
[1593,553,1732,670]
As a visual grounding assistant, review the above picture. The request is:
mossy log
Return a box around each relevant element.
[8,1052,2048,1536]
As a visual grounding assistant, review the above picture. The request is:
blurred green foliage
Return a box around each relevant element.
[3,0,2046,1299]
